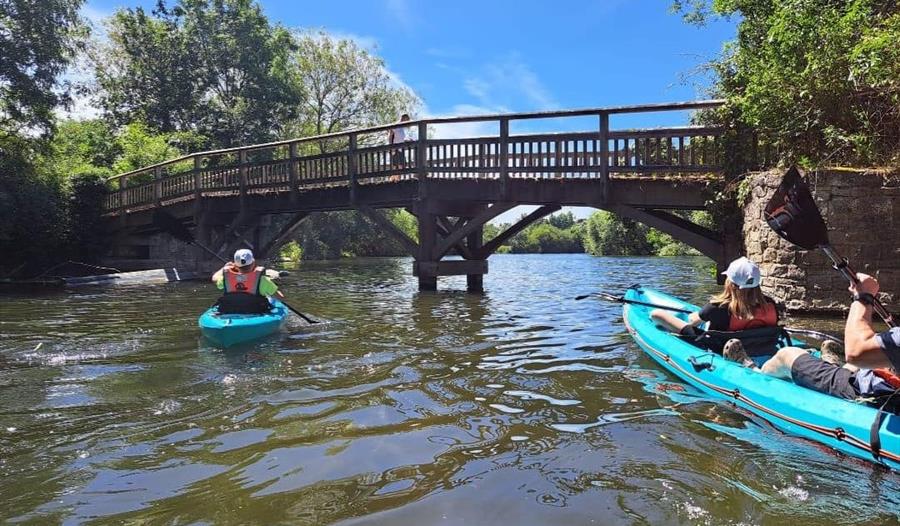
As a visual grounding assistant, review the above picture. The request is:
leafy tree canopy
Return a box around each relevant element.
[0,0,86,138]
[674,0,900,166]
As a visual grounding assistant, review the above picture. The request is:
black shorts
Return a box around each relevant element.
[790,353,859,400]
[391,149,406,165]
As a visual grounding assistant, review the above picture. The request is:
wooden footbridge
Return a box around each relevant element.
[104,100,759,291]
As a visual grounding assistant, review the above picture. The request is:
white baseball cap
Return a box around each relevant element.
[722,257,761,289]
[233,249,255,267]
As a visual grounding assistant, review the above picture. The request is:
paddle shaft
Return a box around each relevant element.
[275,291,317,324]
[821,245,896,327]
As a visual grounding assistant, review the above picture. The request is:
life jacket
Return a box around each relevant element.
[872,368,900,390]
[728,301,778,331]
[223,267,264,296]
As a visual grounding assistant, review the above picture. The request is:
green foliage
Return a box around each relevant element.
[674,0,900,166]
[68,169,111,261]
[287,32,420,143]
[41,120,119,179]
[0,0,86,137]
[292,209,418,260]
[278,241,302,263]
[94,0,300,146]
[111,122,202,174]
[0,136,70,274]
[583,211,655,256]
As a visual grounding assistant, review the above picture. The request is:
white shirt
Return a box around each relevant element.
[389,125,409,144]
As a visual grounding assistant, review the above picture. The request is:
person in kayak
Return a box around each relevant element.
[650,257,779,336]
[724,273,899,405]
[211,249,280,314]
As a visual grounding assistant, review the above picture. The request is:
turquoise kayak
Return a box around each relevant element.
[623,285,900,471]
[198,299,288,347]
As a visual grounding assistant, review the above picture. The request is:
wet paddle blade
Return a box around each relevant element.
[763,166,829,250]
[153,209,196,244]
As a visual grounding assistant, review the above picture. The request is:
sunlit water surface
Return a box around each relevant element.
[1,255,898,525]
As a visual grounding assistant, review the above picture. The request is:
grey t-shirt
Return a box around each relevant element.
[877,326,900,372]
[853,327,900,396]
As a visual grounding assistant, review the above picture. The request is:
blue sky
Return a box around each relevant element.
[80,0,737,220]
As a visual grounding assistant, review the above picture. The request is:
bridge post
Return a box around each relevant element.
[117,175,128,218]
[599,111,609,203]
[417,211,437,291]
[193,156,202,203]
[238,150,248,214]
[499,117,509,197]
[153,166,162,206]
[288,142,299,204]
[348,133,358,204]
[466,225,484,293]
[416,122,428,199]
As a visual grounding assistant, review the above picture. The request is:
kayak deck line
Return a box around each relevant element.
[622,288,900,470]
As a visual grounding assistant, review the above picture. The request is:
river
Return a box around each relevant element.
[1,254,898,525]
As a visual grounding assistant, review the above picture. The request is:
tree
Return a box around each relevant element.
[674,0,900,166]
[94,0,300,147]
[583,211,655,256]
[286,32,419,151]
[0,0,86,138]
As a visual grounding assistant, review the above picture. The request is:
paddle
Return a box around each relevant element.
[578,291,843,344]
[153,209,319,324]
[764,167,896,328]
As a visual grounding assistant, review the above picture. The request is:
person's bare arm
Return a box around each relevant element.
[845,274,894,369]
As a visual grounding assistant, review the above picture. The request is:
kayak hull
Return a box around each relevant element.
[623,285,900,471]
[198,299,288,347]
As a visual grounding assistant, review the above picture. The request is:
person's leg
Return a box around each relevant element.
[759,347,808,380]
[650,309,690,334]
[787,352,859,400]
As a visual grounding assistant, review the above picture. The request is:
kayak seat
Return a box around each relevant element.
[679,326,792,357]
[216,293,273,315]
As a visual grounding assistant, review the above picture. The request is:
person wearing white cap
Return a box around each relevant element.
[650,256,779,336]
[210,249,280,314]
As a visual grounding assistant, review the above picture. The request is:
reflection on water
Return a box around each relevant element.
[1,255,897,525]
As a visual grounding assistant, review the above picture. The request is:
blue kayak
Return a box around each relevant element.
[623,285,900,471]
[198,299,288,347]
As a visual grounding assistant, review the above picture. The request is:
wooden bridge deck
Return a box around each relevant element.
[102,100,763,290]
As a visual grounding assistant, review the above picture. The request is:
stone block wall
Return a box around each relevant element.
[742,168,900,313]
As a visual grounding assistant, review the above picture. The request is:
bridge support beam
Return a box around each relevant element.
[607,205,724,268]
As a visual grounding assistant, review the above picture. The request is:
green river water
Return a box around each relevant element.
[1,254,898,525]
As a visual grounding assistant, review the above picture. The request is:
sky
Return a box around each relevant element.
[79,0,737,221]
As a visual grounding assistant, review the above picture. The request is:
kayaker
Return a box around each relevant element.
[211,249,280,314]
[651,257,779,336]
[724,273,899,406]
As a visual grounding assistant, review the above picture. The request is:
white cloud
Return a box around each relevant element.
[385,0,415,32]
[463,54,558,111]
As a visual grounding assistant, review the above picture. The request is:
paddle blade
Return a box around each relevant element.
[153,209,196,244]
[763,166,829,250]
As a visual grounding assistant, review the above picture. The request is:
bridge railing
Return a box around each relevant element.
[104,100,728,213]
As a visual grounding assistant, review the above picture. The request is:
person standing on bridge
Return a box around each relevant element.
[211,249,280,314]
[388,113,412,182]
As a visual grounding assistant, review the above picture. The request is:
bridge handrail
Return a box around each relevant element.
[106,99,724,182]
